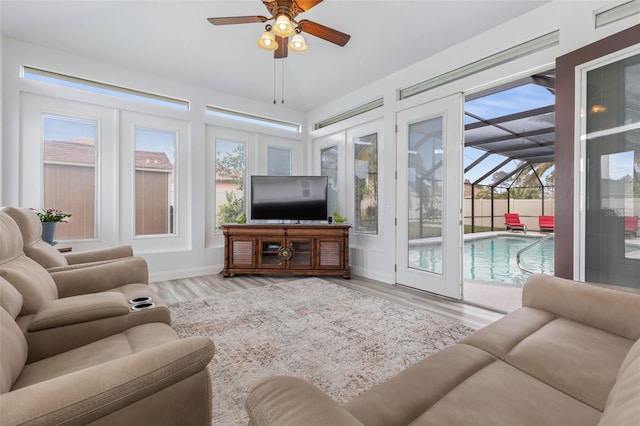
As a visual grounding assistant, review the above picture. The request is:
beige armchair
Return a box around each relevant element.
[0,276,214,425]
[1,206,135,268]
[0,211,170,362]
[1,206,149,297]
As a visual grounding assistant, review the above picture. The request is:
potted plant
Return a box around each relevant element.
[32,208,72,244]
[333,210,347,224]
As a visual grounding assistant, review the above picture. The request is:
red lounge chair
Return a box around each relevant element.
[504,213,526,233]
[624,216,638,237]
[538,215,555,233]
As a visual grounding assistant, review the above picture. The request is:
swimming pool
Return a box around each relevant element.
[409,234,555,286]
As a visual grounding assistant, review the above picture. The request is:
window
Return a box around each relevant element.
[206,105,300,132]
[24,92,187,251]
[313,98,383,130]
[321,146,339,218]
[23,66,189,110]
[353,133,378,234]
[215,139,246,230]
[42,115,98,240]
[134,128,176,236]
[120,111,189,251]
[267,146,292,175]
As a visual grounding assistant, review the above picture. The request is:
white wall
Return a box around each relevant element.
[1,0,637,283]
[305,0,639,284]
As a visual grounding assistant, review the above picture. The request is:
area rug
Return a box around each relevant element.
[169,277,474,425]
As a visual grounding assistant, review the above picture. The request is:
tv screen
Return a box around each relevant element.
[251,176,328,221]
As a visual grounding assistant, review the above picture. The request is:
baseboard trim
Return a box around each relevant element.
[149,265,222,282]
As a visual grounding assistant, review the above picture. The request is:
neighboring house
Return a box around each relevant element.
[44,138,174,238]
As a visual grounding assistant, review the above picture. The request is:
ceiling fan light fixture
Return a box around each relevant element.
[288,33,308,53]
[273,14,295,37]
[257,27,278,51]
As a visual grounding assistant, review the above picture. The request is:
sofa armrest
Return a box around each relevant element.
[64,245,134,264]
[50,257,149,298]
[0,336,214,425]
[246,376,363,426]
[29,292,129,331]
[523,274,640,340]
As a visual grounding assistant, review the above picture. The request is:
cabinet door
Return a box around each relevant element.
[229,237,256,269]
[317,237,345,270]
[258,238,287,269]
[288,238,314,269]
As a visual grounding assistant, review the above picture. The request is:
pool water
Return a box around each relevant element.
[409,234,555,286]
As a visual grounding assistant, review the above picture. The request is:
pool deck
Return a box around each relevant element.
[464,281,523,313]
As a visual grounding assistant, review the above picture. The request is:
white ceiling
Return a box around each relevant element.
[0,0,550,111]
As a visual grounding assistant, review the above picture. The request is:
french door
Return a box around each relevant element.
[396,94,464,299]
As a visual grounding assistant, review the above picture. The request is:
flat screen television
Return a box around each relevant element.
[251,175,328,221]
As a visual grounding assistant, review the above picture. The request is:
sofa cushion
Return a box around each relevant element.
[506,317,633,411]
[0,276,23,319]
[523,274,640,340]
[412,360,601,426]
[461,307,554,358]
[12,322,179,390]
[1,207,68,269]
[0,308,28,394]
[344,344,496,425]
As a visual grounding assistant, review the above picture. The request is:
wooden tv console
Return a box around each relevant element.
[221,224,351,279]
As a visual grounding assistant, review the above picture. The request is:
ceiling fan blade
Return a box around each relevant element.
[207,16,269,25]
[293,0,323,12]
[274,36,288,58]
[297,19,350,46]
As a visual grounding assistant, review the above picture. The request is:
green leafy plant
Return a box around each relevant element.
[215,145,246,229]
[333,210,347,224]
[32,208,72,223]
[216,191,244,227]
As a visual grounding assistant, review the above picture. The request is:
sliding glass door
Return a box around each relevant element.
[579,49,640,288]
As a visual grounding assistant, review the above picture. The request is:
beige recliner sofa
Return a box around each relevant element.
[0,211,170,362]
[246,274,640,425]
[1,206,149,297]
[0,276,215,425]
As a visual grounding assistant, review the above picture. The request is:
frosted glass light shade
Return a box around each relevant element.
[273,15,295,37]
[257,30,278,51]
[288,33,308,53]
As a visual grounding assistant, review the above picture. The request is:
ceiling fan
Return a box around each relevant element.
[207,0,351,58]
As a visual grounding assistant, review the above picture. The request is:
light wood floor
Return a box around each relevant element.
[151,273,504,329]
